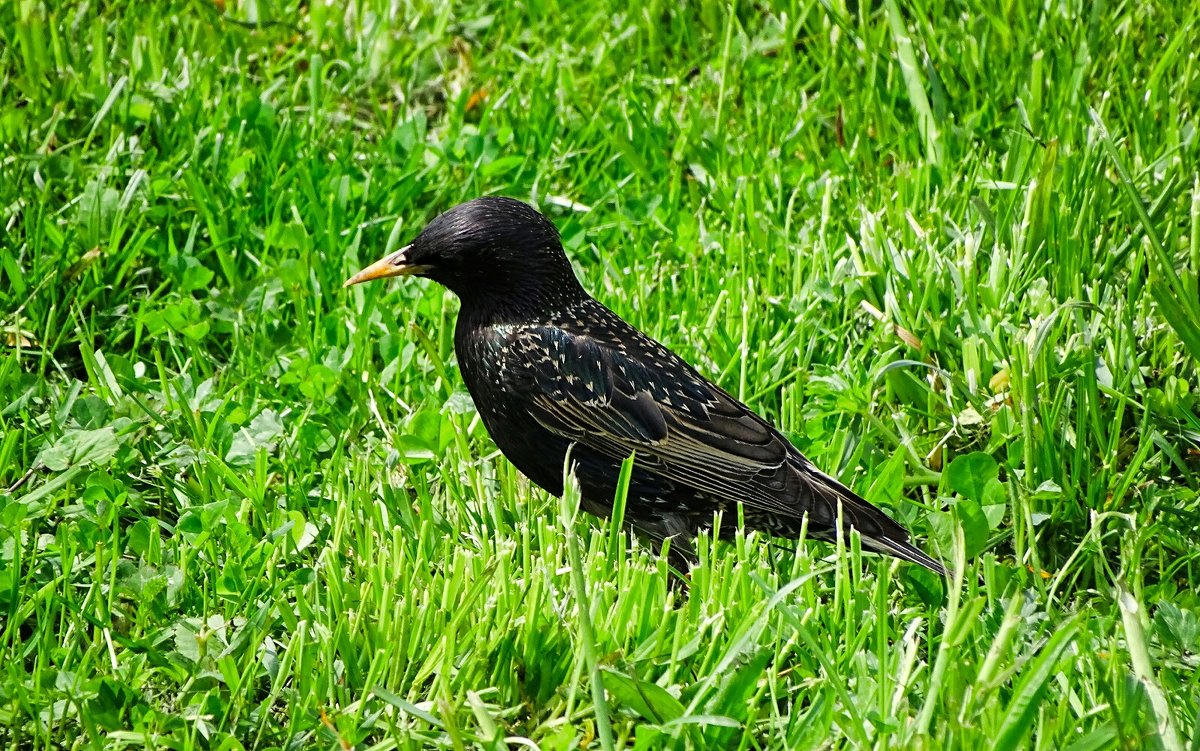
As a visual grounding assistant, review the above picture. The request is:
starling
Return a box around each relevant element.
[345,197,946,575]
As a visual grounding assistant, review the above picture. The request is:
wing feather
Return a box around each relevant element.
[504,316,945,576]
[511,325,806,518]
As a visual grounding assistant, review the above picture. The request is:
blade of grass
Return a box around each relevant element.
[884,0,943,166]
[561,458,615,751]
[988,616,1080,751]
[1091,108,1200,362]
[1118,587,1184,751]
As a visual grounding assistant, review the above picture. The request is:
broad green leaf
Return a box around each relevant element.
[395,434,436,463]
[1154,602,1200,652]
[954,499,989,558]
[600,667,685,725]
[225,409,283,466]
[36,427,121,472]
[945,452,1004,506]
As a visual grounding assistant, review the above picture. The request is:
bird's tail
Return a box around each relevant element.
[801,463,948,577]
[854,527,948,576]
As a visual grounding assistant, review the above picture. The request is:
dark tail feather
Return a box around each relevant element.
[801,463,949,577]
[856,531,948,576]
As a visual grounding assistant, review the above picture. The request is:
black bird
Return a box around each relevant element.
[345,197,946,575]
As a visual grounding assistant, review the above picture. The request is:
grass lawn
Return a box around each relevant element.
[3,0,1199,748]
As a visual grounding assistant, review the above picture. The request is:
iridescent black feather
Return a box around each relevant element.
[391,197,946,575]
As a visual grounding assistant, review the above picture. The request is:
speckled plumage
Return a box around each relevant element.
[360,196,945,575]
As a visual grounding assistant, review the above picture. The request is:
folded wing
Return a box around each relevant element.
[503,318,944,574]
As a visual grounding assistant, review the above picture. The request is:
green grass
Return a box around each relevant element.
[2,0,1198,748]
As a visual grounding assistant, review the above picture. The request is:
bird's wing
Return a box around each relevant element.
[502,317,944,575]
[492,309,940,573]
[506,323,828,519]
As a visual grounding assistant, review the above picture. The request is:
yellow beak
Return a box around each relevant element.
[343,245,430,287]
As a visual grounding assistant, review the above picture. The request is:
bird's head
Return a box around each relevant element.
[344,197,585,310]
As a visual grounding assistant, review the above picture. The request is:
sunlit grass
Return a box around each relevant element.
[1,0,1197,748]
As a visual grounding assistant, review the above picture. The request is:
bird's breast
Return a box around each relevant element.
[455,321,572,494]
